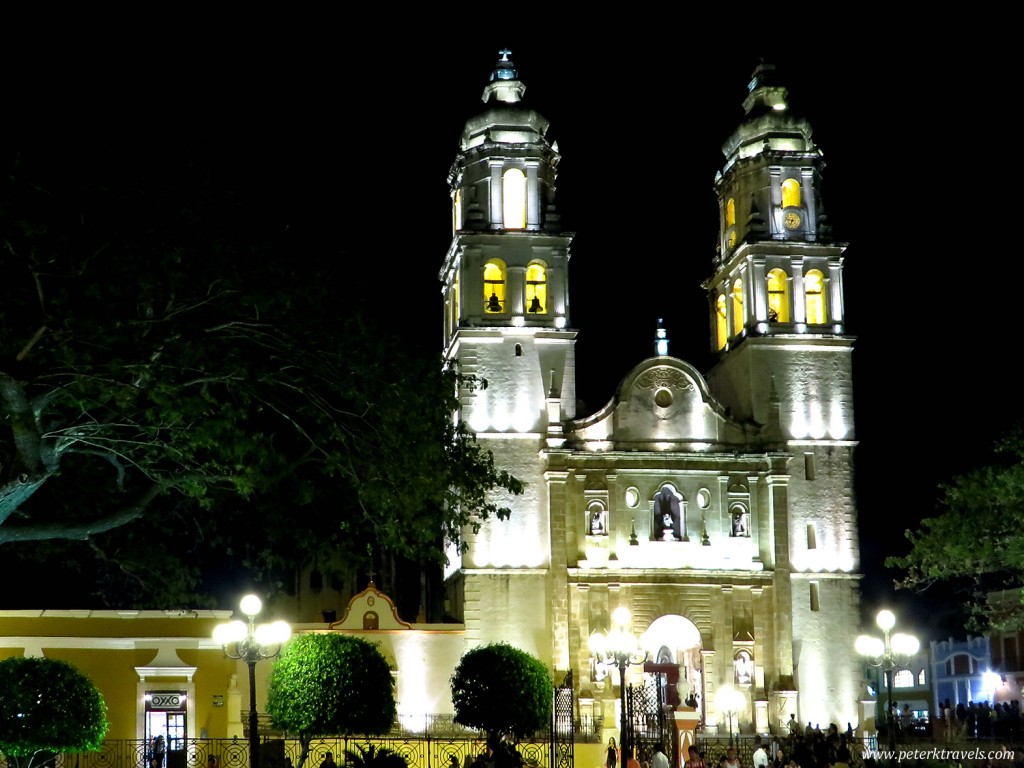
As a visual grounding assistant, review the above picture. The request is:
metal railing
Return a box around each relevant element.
[2,733,559,768]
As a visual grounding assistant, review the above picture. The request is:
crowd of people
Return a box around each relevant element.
[677,725,855,768]
[937,699,1024,741]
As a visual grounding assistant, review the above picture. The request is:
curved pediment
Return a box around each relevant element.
[568,357,755,450]
[329,581,411,631]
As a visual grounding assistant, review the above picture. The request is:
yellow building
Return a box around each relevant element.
[0,584,464,753]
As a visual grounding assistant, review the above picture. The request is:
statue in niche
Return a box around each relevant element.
[735,651,753,686]
[590,509,606,535]
[731,507,749,537]
[652,486,682,541]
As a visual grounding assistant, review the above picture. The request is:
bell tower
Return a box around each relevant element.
[705,63,861,720]
[705,62,852,444]
[439,51,576,651]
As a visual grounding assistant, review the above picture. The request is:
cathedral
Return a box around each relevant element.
[438,51,863,733]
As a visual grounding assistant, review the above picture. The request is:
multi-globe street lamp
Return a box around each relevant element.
[855,609,918,752]
[213,595,291,768]
[714,684,744,747]
[589,606,649,768]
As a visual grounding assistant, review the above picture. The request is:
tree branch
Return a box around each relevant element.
[0,483,165,545]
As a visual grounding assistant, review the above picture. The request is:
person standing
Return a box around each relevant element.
[652,745,669,768]
[684,746,705,768]
[607,738,619,768]
[150,736,166,768]
[788,715,799,737]
[752,738,768,768]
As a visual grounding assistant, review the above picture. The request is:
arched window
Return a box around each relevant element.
[782,178,801,208]
[767,268,790,322]
[893,669,914,689]
[716,293,728,349]
[484,259,506,313]
[726,198,736,227]
[731,278,744,336]
[526,262,547,314]
[453,188,463,232]
[804,269,826,324]
[917,668,926,685]
[502,168,526,229]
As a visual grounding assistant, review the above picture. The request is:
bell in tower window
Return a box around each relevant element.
[526,262,547,314]
[767,268,790,322]
[484,259,507,313]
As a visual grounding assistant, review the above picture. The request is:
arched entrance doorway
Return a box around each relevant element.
[639,615,704,722]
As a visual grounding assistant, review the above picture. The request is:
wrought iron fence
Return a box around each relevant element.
[2,733,559,768]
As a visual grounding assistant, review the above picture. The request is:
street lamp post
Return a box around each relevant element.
[213,594,291,768]
[855,609,918,753]
[589,607,649,768]
[714,684,744,747]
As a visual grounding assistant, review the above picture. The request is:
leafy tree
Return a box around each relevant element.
[266,634,396,768]
[0,147,521,608]
[450,642,552,764]
[0,657,108,768]
[889,428,1024,629]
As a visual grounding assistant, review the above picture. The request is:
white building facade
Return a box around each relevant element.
[439,53,862,735]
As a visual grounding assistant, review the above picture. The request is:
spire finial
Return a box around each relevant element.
[489,48,518,83]
[483,49,525,104]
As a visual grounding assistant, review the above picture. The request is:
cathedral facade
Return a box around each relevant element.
[438,53,863,733]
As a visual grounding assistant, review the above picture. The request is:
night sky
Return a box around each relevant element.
[5,35,1016,637]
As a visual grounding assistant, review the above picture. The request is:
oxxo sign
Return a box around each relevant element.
[149,693,184,710]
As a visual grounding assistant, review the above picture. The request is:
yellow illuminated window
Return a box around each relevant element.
[767,268,790,322]
[732,278,744,336]
[502,168,526,229]
[526,262,547,314]
[716,293,728,349]
[484,260,506,313]
[782,178,801,208]
[805,269,826,324]
[726,198,736,227]
[453,188,462,232]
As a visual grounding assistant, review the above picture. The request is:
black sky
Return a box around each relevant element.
[5,34,1017,636]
